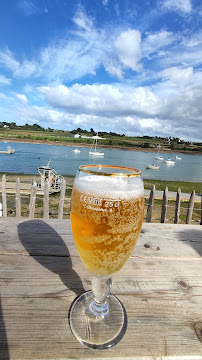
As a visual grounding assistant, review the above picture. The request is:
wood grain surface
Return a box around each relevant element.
[0,219,202,360]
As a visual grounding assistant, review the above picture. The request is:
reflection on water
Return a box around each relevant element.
[0,141,201,182]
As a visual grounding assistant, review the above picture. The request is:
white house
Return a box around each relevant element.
[71,134,80,139]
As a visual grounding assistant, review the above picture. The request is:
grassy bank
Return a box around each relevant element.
[0,128,202,154]
[143,179,201,194]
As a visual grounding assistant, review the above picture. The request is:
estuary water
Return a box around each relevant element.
[0,141,202,182]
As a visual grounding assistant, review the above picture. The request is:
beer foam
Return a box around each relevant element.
[73,174,144,199]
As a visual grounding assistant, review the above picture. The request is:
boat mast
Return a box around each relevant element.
[95,138,97,152]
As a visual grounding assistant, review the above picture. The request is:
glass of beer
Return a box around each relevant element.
[69,164,144,349]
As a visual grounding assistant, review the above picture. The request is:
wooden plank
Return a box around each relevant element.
[200,196,202,225]
[186,190,195,224]
[0,220,202,259]
[146,185,155,223]
[2,174,7,218]
[29,180,37,218]
[43,179,49,220]
[0,220,202,359]
[58,178,66,219]
[0,255,202,359]
[174,188,181,224]
[15,177,21,218]
[160,186,168,223]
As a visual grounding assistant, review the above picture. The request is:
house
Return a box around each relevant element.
[71,134,80,139]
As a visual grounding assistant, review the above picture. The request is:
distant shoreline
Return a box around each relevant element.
[0,137,201,156]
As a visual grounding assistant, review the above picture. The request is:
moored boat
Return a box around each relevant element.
[72,148,81,153]
[164,159,175,165]
[89,134,104,157]
[146,164,160,170]
[37,160,64,194]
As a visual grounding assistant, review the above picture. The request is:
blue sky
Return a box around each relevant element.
[0,0,202,141]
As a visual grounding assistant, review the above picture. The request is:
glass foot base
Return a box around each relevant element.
[69,291,127,349]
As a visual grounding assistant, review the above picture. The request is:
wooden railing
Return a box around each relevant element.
[146,184,201,224]
[0,175,202,224]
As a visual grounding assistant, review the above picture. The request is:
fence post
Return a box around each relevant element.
[29,179,37,218]
[2,174,7,218]
[186,190,195,224]
[174,188,181,224]
[58,179,66,219]
[15,177,21,218]
[43,179,49,220]
[146,185,155,223]
[161,186,168,223]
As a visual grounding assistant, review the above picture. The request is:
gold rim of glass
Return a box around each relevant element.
[79,164,141,177]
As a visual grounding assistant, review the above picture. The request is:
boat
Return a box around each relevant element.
[89,135,104,157]
[146,164,160,170]
[0,146,15,154]
[164,159,175,165]
[176,155,181,160]
[72,148,81,153]
[37,160,64,194]
[155,149,164,160]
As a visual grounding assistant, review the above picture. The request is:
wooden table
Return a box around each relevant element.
[0,218,202,359]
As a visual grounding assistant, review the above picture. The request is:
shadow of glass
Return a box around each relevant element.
[0,295,10,360]
[178,228,202,256]
[17,220,85,297]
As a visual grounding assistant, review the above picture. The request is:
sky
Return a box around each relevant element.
[0,0,202,141]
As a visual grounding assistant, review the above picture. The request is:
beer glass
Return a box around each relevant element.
[69,164,144,349]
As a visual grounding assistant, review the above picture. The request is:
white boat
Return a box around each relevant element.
[155,149,164,160]
[37,160,64,194]
[89,135,104,157]
[176,155,181,160]
[155,155,164,160]
[164,159,175,165]
[72,148,81,153]
[146,164,160,170]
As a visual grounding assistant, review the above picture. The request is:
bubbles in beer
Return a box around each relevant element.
[71,174,144,276]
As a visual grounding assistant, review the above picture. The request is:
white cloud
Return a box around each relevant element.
[17,0,38,15]
[38,83,160,117]
[16,93,28,104]
[36,79,202,141]
[0,48,19,72]
[159,66,193,84]
[17,105,69,126]
[0,48,36,78]
[142,30,177,58]
[162,0,192,14]
[0,74,11,85]
[104,58,123,79]
[72,5,94,32]
[114,29,142,71]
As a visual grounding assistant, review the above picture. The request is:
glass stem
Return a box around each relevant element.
[89,277,112,317]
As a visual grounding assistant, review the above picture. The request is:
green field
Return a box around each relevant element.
[0,126,202,153]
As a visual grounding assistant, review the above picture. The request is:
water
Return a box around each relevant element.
[0,141,202,182]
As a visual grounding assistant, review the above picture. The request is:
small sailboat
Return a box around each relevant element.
[72,148,81,153]
[146,164,160,170]
[164,158,175,165]
[155,149,164,160]
[89,135,104,157]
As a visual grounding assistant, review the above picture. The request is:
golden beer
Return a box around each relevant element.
[70,174,144,276]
